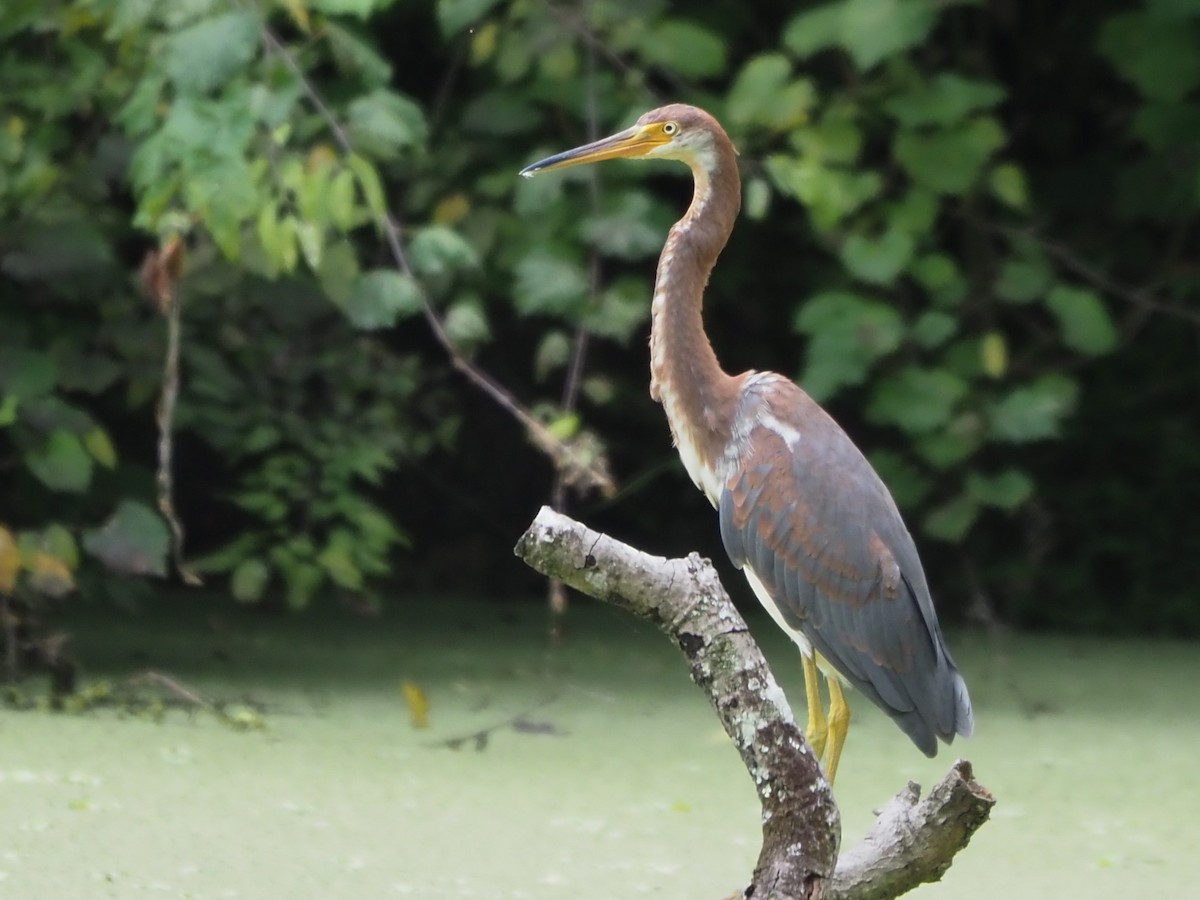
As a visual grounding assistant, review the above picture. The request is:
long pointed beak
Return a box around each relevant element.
[519,125,664,178]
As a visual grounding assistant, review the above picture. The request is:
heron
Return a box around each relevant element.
[520,104,973,782]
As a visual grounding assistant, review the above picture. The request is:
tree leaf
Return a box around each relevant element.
[164,11,262,95]
[409,226,478,276]
[514,252,588,317]
[727,54,816,129]
[638,20,727,79]
[346,90,428,159]
[1098,11,1200,101]
[82,427,117,468]
[966,468,1034,511]
[436,0,504,36]
[995,258,1051,304]
[0,348,56,399]
[923,493,979,543]
[1045,285,1119,355]
[840,227,914,285]
[231,558,269,603]
[989,375,1079,442]
[989,162,1029,210]
[885,73,1006,127]
[83,500,170,577]
[341,270,423,330]
[26,430,93,492]
[345,153,387,223]
[25,550,74,598]
[894,117,1005,195]
[794,292,904,400]
[867,367,970,434]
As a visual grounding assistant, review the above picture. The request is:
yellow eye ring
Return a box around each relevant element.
[663,122,679,135]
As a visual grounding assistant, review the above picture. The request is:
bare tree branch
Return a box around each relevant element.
[515,507,993,899]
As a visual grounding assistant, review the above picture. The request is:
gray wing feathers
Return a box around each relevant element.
[717,376,973,756]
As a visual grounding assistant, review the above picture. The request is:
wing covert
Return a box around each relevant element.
[717,375,973,755]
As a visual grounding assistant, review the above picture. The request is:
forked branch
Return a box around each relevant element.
[514,507,993,900]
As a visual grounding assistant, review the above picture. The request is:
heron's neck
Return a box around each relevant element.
[649,146,744,495]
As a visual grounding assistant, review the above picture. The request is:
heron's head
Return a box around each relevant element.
[520,104,724,178]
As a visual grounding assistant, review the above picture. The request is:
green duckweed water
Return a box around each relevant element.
[2,596,1198,898]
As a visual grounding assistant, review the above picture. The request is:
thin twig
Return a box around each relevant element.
[970,215,1200,326]
[141,238,202,586]
[259,26,614,496]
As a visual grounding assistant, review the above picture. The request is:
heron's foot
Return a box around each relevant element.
[821,678,851,785]
[802,654,828,760]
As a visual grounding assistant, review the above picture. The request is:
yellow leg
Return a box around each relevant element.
[822,676,852,784]
[802,654,827,761]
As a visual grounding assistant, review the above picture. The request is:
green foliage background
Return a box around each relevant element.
[1,0,1196,632]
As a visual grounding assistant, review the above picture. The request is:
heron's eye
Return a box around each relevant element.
[662,122,679,136]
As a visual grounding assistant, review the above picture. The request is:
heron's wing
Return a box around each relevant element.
[717,375,973,755]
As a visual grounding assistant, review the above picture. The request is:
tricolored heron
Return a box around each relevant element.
[521,104,973,782]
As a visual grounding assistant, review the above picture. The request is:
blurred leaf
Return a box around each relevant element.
[727,54,816,129]
[444,302,491,347]
[25,550,74,598]
[924,493,979,542]
[231,558,269,603]
[436,0,503,36]
[281,561,323,609]
[326,21,392,86]
[638,20,727,78]
[0,395,17,426]
[83,501,169,577]
[26,430,92,492]
[342,270,423,329]
[310,0,387,16]
[795,292,904,400]
[782,2,844,57]
[867,367,969,433]
[910,253,967,306]
[40,522,80,569]
[911,311,957,348]
[744,178,771,221]
[914,414,985,469]
[582,193,664,260]
[462,89,540,136]
[885,73,1005,127]
[894,117,1005,194]
[995,258,1051,303]
[887,188,938,235]
[0,526,20,593]
[402,679,430,728]
[787,0,938,69]
[869,449,933,508]
[1098,11,1200,101]
[514,252,588,317]
[768,156,881,230]
[989,375,1079,442]
[1045,285,1119,355]
[989,162,1029,210]
[346,90,427,159]
[345,153,387,222]
[409,226,478,276]
[164,11,261,95]
[981,331,1008,378]
[0,348,55,399]
[966,468,1034,511]
[535,332,571,382]
[840,227,914,285]
[318,533,362,590]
